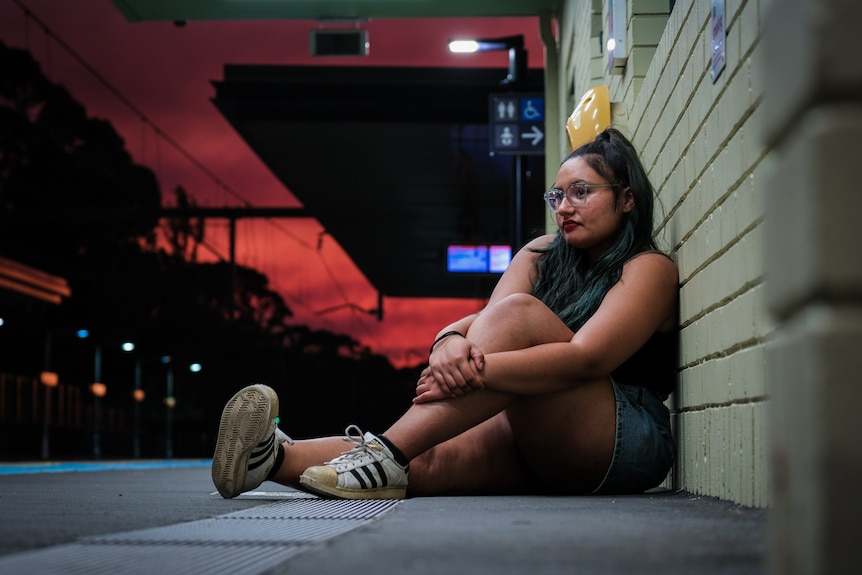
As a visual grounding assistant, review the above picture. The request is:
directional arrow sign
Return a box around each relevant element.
[521,125,544,146]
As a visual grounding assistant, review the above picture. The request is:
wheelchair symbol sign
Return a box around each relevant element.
[521,98,544,122]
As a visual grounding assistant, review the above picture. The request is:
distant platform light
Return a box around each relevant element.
[40,371,59,387]
[189,363,202,373]
[77,329,89,338]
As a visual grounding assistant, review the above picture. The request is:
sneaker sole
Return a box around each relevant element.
[298,474,406,500]
[211,385,278,498]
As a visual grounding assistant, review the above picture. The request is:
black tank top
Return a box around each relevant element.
[610,331,676,399]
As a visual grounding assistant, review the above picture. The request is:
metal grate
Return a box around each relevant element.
[0,542,305,575]
[224,497,399,520]
[0,496,400,575]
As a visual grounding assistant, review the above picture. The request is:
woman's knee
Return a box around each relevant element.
[472,293,570,345]
[488,293,547,317]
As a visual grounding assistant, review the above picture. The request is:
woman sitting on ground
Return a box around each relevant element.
[211,127,678,500]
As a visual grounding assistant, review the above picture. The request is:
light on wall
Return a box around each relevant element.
[606,0,628,74]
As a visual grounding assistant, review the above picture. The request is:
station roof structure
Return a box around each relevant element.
[112,0,551,299]
[213,64,545,299]
[111,0,561,21]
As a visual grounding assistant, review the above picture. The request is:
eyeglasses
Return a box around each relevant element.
[543,182,620,212]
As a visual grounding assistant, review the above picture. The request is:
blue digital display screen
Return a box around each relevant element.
[489,245,512,273]
[447,245,511,273]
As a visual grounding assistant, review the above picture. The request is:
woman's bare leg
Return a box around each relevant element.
[388,293,615,494]
[505,380,616,493]
[269,437,351,486]
[383,293,576,459]
[407,412,531,495]
[398,377,615,496]
[273,293,615,495]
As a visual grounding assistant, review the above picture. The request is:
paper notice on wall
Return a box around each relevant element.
[711,0,727,83]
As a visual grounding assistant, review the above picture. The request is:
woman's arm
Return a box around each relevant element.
[478,252,679,395]
[429,235,551,352]
[484,234,553,305]
[421,235,554,393]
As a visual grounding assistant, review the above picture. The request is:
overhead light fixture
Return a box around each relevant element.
[448,40,480,53]
[448,35,526,87]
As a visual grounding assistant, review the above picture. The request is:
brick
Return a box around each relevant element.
[768,304,862,572]
[692,0,710,34]
[740,403,754,506]
[738,0,759,57]
[754,401,768,508]
[723,7,740,79]
[765,106,862,318]
[631,14,671,46]
[632,0,672,14]
[728,343,767,400]
[711,407,726,495]
[679,316,702,366]
[762,0,862,144]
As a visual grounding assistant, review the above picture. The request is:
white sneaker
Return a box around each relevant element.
[211,384,294,499]
[299,425,408,499]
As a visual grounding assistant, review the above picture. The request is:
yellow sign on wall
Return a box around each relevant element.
[566,86,611,151]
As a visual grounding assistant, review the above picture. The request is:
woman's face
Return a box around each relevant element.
[551,156,633,262]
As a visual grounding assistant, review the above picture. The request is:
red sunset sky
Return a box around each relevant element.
[0,0,547,367]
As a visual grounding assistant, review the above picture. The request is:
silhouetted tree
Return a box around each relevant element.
[163,185,204,262]
[0,42,160,271]
[0,42,415,458]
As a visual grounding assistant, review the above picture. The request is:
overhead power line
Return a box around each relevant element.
[12,0,250,207]
[9,1,385,345]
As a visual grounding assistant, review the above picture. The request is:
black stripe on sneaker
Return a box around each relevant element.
[350,469,368,489]
[250,433,274,458]
[248,433,274,471]
[359,465,378,488]
[371,461,388,487]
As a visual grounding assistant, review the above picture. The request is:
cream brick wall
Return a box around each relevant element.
[558,0,770,507]
[761,0,862,569]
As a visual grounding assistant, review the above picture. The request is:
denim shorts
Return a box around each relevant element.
[592,379,675,495]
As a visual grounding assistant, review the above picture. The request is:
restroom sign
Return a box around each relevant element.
[489,93,545,155]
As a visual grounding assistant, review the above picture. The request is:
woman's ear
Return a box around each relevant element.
[621,187,635,213]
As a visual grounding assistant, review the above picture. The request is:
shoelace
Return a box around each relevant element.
[274,418,295,446]
[325,424,377,466]
[343,424,364,445]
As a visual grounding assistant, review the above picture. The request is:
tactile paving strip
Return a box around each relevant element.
[0,496,400,575]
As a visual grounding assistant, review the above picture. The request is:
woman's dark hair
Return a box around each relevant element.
[531,127,658,331]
